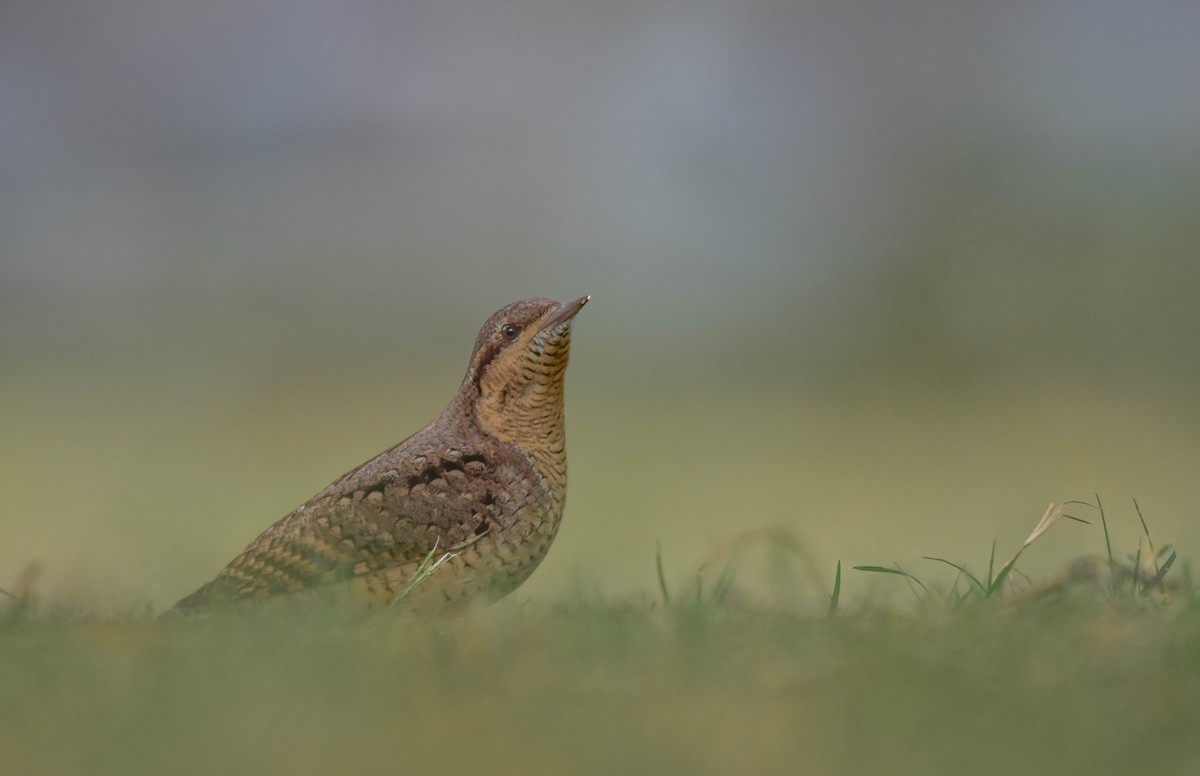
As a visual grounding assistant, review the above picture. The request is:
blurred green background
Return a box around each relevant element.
[2,0,1198,611]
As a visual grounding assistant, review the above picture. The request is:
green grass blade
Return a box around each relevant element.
[1130,545,1142,596]
[711,561,737,604]
[988,548,1024,596]
[1059,501,1095,525]
[1134,498,1160,575]
[924,556,987,595]
[987,539,996,588]
[1144,549,1177,596]
[655,541,672,607]
[1096,492,1116,593]
[828,560,842,616]
[1134,498,1151,540]
[853,565,930,601]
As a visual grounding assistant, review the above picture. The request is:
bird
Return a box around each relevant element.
[169,295,589,614]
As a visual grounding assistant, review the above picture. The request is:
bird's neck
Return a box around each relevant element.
[455,376,568,494]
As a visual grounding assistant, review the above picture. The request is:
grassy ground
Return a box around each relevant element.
[3,509,1198,776]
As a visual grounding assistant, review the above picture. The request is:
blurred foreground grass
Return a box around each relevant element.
[3,514,1199,776]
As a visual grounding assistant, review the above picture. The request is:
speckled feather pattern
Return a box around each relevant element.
[171,297,583,613]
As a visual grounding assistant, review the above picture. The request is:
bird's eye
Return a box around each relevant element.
[500,323,520,340]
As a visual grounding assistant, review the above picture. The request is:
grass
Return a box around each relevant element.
[2,502,1199,775]
[853,496,1183,607]
[386,539,458,608]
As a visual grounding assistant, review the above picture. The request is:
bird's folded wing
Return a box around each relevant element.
[172,448,507,609]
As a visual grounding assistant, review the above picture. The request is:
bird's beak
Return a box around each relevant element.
[541,295,590,331]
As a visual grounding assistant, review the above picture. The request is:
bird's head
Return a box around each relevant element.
[462,295,589,445]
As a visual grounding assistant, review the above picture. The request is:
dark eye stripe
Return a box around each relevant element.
[472,340,503,391]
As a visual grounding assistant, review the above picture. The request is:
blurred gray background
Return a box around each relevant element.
[3,0,1198,609]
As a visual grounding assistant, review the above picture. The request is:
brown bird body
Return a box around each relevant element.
[171,296,588,613]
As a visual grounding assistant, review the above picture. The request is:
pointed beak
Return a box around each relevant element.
[540,294,590,331]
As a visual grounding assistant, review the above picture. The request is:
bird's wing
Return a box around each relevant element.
[172,444,514,609]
